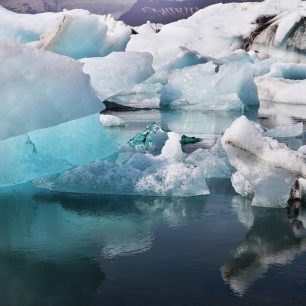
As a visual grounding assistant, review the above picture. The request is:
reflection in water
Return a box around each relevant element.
[0,184,208,306]
[222,197,306,296]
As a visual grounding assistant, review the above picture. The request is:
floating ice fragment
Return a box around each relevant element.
[100,114,125,127]
[222,116,306,207]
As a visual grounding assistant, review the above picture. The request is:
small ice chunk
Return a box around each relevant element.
[222,116,306,207]
[100,114,125,127]
[264,122,303,138]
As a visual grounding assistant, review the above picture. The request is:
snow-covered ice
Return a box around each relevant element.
[0,40,100,140]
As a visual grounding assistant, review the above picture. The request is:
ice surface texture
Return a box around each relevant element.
[0,41,101,140]
[222,116,306,207]
[0,114,118,187]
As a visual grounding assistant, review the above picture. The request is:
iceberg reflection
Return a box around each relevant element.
[221,197,306,296]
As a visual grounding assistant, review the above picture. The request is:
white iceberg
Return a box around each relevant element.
[222,116,306,207]
[35,132,210,197]
[0,40,101,140]
[160,61,259,110]
[0,114,118,187]
[127,0,305,69]
[81,51,155,102]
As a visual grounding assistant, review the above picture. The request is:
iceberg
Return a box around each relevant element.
[81,52,155,102]
[0,114,118,187]
[31,13,131,59]
[0,40,101,140]
[34,132,210,197]
[222,116,306,207]
[160,61,259,110]
[127,0,306,69]
[256,63,306,104]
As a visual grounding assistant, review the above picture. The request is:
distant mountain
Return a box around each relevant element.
[0,0,136,18]
[120,0,261,26]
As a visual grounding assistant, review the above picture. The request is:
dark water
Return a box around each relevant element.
[1,184,306,306]
[1,102,306,306]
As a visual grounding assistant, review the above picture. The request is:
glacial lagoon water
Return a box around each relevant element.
[1,103,306,306]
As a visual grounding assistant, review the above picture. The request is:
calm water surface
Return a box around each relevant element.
[1,101,306,306]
